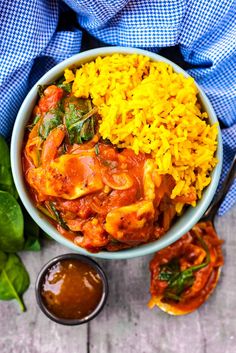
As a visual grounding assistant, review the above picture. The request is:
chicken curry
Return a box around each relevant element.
[23,83,195,252]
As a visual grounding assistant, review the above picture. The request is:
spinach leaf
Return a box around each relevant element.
[55,75,73,93]
[159,236,210,301]
[38,108,63,140]
[65,101,96,144]
[57,82,72,93]
[0,136,17,197]
[0,253,30,311]
[0,250,7,271]
[0,191,24,252]
[23,210,41,251]
[0,135,10,168]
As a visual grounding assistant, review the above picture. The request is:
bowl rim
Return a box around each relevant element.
[35,253,109,325]
[10,46,223,260]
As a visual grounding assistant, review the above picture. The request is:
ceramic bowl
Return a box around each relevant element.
[11,47,223,259]
[35,254,108,325]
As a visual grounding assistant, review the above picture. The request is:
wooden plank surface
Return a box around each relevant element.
[0,207,235,353]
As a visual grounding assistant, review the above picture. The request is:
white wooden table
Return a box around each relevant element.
[0,206,236,353]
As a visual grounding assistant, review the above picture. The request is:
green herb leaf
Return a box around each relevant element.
[0,253,30,311]
[158,258,180,281]
[164,268,196,300]
[95,144,99,156]
[0,191,24,252]
[38,109,63,140]
[65,101,96,144]
[26,115,41,132]
[159,236,211,301]
[49,202,69,230]
[57,82,72,93]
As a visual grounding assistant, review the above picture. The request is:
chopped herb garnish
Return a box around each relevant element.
[65,101,97,144]
[159,235,210,301]
[49,202,69,230]
[57,82,72,93]
[26,115,41,131]
[38,107,63,140]
[94,144,99,155]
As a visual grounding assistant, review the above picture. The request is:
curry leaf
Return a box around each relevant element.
[0,254,30,311]
[0,191,24,252]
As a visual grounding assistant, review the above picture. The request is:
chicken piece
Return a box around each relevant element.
[41,125,65,167]
[143,159,162,201]
[143,159,156,201]
[25,119,43,167]
[75,218,109,250]
[38,85,64,113]
[27,152,104,200]
[105,200,155,244]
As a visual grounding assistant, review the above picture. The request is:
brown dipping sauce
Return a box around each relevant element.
[41,259,103,320]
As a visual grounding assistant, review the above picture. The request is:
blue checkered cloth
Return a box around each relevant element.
[0,0,235,215]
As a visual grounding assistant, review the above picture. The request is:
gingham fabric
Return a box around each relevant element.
[0,0,235,215]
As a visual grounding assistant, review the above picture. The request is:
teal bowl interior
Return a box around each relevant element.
[10,47,223,260]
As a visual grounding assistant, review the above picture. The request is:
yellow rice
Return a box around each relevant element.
[64,54,218,213]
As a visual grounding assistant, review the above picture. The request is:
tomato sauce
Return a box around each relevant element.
[41,259,103,320]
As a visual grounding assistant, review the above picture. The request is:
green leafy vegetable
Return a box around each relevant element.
[0,135,10,169]
[26,115,41,131]
[94,143,99,155]
[37,204,57,221]
[65,101,97,144]
[0,136,42,312]
[23,210,41,251]
[38,109,63,140]
[0,191,24,252]
[0,253,30,311]
[0,135,17,197]
[158,258,180,282]
[57,82,72,93]
[49,202,69,230]
[159,236,210,301]
[0,250,7,271]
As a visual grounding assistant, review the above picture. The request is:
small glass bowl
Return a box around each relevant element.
[35,253,109,325]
